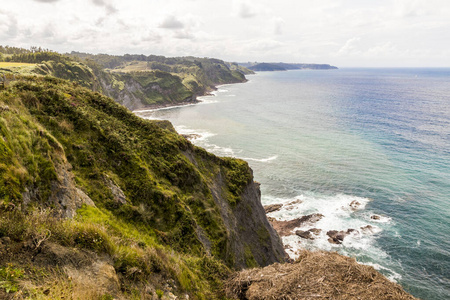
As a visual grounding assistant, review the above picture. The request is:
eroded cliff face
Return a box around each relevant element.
[204,166,286,269]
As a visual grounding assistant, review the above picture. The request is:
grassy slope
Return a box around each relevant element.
[1,51,250,110]
[0,75,268,299]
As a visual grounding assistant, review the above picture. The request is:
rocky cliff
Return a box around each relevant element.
[2,50,250,111]
[0,75,284,299]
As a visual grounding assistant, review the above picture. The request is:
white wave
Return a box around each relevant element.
[264,193,390,259]
[134,103,198,114]
[175,125,216,141]
[362,262,402,282]
[238,155,278,163]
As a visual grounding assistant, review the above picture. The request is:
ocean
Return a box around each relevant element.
[136,68,450,300]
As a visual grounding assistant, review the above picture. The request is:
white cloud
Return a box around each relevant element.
[337,37,362,56]
[159,15,184,29]
[33,0,60,2]
[92,0,117,15]
[0,0,449,66]
[273,17,284,35]
[233,0,259,19]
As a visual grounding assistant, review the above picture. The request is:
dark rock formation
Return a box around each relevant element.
[349,200,361,210]
[268,213,324,237]
[264,204,283,213]
[327,229,359,244]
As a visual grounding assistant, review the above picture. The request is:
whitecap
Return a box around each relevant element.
[362,262,402,282]
[238,155,278,163]
[175,125,216,142]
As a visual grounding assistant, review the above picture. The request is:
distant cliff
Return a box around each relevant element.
[1,50,252,111]
[240,62,338,71]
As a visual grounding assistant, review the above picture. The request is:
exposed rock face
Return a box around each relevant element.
[103,175,127,205]
[208,171,286,269]
[268,214,324,237]
[49,159,95,218]
[263,204,283,213]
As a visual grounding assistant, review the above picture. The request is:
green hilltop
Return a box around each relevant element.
[0,47,253,111]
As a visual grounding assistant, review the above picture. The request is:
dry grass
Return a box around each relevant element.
[225,250,417,300]
[0,62,35,68]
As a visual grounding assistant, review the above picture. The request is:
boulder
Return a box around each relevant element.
[264,204,283,214]
[371,215,381,220]
[360,225,375,234]
[295,230,313,240]
[349,200,361,210]
[269,213,324,236]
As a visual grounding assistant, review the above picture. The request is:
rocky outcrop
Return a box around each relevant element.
[263,204,283,213]
[295,228,321,240]
[49,160,95,219]
[326,229,359,244]
[268,213,324,237]
[207,170,286,269]
[103,175,127,205]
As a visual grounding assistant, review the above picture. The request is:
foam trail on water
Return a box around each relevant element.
[175,125,216,141]
[238,155,278,162]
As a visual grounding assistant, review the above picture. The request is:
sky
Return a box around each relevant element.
[1,0,450,67]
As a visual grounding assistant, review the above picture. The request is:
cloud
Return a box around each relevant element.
[337,37,361,56]
[92,0,118,15]
[159,15,184,29]
[33,0,60,2]
[174,30,195,40]
[238,2,256,19]
[0,11,19,38]
[141,31,162,43]
[273,17,285,35]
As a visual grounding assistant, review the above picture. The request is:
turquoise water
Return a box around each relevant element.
[136,69,450,299]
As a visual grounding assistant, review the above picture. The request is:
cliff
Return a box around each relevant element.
[0,75,284,299]
[240,62,338,71]
[1,50,250,111]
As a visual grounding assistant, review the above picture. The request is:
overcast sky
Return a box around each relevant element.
[1,0,450,67]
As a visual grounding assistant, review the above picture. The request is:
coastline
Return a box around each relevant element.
[131,72,422,299]
[132,81,249,113]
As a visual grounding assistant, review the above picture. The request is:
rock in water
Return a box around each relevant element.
[269,213,324,236]
[349,200,361,210]
[295,230,313,240]
[264,204,283,213]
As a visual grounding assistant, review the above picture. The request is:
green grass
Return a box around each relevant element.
[0,74,255,298]
[0,264,24,293]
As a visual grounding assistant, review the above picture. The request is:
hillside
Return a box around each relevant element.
[0,48,416,300]
[0,75,285,299]
[0,49,251,111]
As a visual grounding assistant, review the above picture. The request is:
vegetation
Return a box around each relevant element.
[0,73,280,299]
[0,47,251,110]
